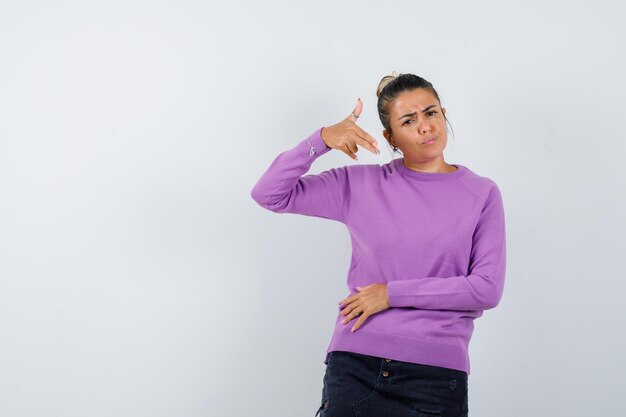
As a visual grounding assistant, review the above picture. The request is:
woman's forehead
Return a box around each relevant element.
[391,89,439,117]
[393,89,438,109]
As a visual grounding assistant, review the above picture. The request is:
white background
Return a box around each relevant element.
[1,1,624,416]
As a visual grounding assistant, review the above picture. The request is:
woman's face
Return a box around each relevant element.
[383,88,448,163]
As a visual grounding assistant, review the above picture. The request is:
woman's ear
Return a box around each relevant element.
[383,130,395,148]
[383,129,393,147]
[442,107,446,116]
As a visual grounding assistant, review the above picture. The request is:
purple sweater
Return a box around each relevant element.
[250,127,507,374]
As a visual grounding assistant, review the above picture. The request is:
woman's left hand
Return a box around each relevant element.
[338,283,390,332]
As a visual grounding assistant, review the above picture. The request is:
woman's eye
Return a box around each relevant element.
[403,112,437,125]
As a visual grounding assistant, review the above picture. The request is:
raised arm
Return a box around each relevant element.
[250,98,380,223]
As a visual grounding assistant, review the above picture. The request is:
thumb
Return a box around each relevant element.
[349,98,362,122]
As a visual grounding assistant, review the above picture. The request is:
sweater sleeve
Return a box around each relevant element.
[387,183,507,311]
[250,127,351,223]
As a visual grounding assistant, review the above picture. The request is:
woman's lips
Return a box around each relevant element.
[422,137,436,145]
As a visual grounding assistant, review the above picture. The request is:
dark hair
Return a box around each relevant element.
[376,71,454,152]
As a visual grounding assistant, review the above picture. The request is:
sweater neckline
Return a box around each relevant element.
[394,158,467,182]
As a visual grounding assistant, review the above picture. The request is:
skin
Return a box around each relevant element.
[338,88,455,332]
[320,98,380,160]
[384,88,456,173]
[338,283,390,333]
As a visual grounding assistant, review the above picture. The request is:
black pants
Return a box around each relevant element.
[315,350,468,417]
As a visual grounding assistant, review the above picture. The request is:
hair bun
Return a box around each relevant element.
[376,70,401,98]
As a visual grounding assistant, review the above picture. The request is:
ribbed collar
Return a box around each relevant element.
[394,158,467,182]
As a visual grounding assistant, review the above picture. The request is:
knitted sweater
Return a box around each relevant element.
[250,127,507,374]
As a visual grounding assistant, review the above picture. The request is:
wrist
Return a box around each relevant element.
[320,127,332,149]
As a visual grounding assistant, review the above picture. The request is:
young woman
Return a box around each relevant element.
[251,72,507,417]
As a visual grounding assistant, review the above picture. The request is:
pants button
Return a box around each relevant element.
[382,371,389,377]
[385,358,391,362]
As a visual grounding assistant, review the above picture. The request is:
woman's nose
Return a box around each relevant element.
[418,122,432,134]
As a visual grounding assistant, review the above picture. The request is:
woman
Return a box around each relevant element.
[250,72,507,417]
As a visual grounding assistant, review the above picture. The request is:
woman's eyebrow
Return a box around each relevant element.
[398,104,438,120]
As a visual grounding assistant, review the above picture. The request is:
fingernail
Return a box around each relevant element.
[351,326,356,332]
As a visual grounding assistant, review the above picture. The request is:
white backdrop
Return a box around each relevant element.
[1,1,624,416]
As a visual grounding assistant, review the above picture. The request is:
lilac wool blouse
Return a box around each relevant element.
[250,127,507,374]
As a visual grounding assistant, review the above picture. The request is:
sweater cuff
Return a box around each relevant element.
[307,127,332,156]
[386,280,410,308]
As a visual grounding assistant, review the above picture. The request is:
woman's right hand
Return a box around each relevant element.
[320,98,381,160]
